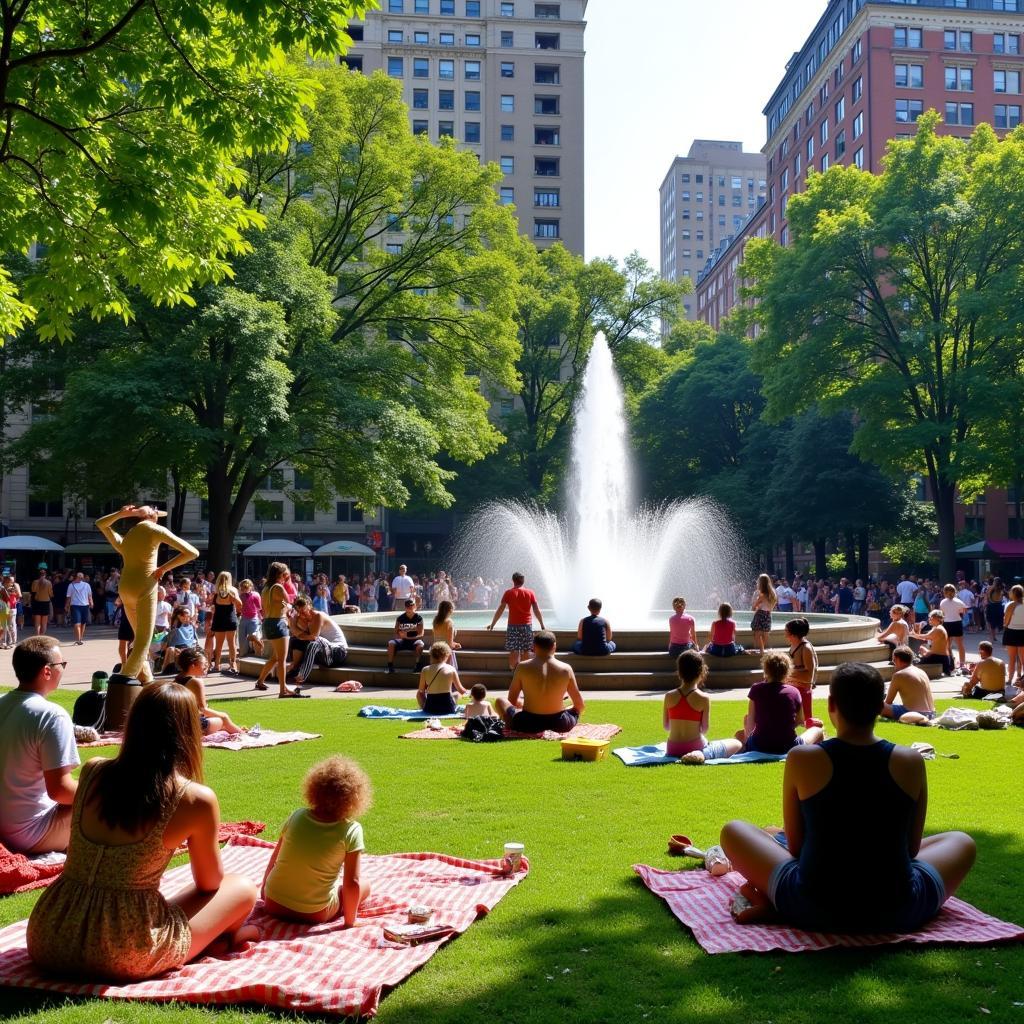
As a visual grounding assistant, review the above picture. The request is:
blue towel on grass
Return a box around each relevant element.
[357,705,463,721]
[612,743,788,767]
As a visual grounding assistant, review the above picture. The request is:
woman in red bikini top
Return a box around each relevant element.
[663,651,744,762]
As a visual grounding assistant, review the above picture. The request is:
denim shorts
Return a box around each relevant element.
[263,617,289,641]
[767,857,946,933]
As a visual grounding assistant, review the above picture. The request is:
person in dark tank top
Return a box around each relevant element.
[572,598,616,656]
[720,662,977,934]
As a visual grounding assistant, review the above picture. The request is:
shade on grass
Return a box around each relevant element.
[0,691,1022,1024]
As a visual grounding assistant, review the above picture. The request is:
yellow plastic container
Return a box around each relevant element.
[560,737,610,762]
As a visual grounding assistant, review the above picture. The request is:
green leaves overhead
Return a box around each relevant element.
[0,0,367,340]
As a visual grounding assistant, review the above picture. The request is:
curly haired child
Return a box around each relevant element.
[262,756,373,926]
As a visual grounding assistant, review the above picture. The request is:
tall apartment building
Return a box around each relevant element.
[658,140,766,319]
[346,0,586,255]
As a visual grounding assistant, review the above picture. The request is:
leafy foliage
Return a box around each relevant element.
[0,0,367,339]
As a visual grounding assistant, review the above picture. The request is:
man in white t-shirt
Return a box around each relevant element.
[896,575,918,607]
[0,636,79,853]
[390,564,416,604]
[795,584,808,612]
[776,581,796,612]
[65,571,93,646]
[957,584,976,632]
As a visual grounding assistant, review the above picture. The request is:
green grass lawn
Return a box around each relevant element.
[1,691,1023,1024]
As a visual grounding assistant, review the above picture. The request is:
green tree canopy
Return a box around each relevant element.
[743,113,1024,580]
[0,0,367,340]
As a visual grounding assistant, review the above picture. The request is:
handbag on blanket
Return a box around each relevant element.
[462,715,505,742]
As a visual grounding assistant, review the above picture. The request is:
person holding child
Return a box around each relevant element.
[721,662,976,932]
[27,683,258,981]
[750,574,777,654]
[740,652,824,754]
[262,756,372,926]
[663,650,743,765]
[416,641,468,715]
[667,596,697,657]
[704,603,745,657]
[881,647,937,723]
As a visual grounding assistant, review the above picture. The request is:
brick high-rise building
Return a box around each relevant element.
[658,140,766,319]
[345,0,586,255]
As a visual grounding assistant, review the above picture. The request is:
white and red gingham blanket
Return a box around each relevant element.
[635,864,1024,954]
[400,722,622,741]
[0,836,527,1016]
[78,730,320,750]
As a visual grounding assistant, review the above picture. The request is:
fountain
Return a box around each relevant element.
[450,332,749,626]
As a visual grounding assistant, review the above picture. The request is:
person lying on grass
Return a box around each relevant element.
[738,652,824,755]
[27,683,258,981]
[721,662,976,932]
[417,641,468,715]
[174,649,245,736]
[262,756,372,927]
[663,650,743,765]
[880,646,937,724]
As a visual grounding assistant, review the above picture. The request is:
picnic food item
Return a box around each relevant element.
[407,904,432,924]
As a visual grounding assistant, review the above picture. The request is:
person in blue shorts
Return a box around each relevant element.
[721,662,977,933]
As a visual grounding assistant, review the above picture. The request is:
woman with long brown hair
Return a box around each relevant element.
[27,683,258,982]
[255,562,304,697]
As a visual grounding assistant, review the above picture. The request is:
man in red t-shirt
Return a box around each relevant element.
[486,572,545,671]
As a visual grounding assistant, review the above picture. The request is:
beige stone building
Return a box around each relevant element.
[658,140,766,319]
[346,0,586,255]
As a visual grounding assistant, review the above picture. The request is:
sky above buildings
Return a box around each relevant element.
[584,0,827,267]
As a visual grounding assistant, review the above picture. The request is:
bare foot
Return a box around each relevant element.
[730,882,777,924]
[207,924,261,956]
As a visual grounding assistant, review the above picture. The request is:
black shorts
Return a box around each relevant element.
[1003,627,1024,647]
[423,691,457,714]
[986,604,1005,628]
[117,613,135,642]
[391,637,423,651]
[31,600,50,617]
[944,620,963,638]
[505,707,579,734]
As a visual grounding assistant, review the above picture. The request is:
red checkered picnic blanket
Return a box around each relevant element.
[400,722,622,741]
[0,836,527,1016]
[635,864,1024,954]
[78,730,320,750]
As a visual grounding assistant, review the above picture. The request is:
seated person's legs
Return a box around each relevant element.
[915,832,976,904]
[171,874,259,960]
[720,820,793,920]
[23,804,73,855]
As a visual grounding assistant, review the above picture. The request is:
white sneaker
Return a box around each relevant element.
[704,845,733,876]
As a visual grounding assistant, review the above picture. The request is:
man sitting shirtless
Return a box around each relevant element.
[880,646,937,723]
[495,630,585,734]
[962,640,1007,699]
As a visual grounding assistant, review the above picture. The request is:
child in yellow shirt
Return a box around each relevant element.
[262,756,373,925]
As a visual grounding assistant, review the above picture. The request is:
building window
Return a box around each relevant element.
[853,111,864,139]
[415,0,429,10]
[386,242,402,254]
[439,31,454,44]
[535,3,560,16]
[534,188,559,206]
[500,123,514,141]
[413,57,429,78]
[534,219,559,238]
[466,0,480,15]
[439,59,454,79]
[807,136,814,160]
[894,27,923,49]
[464,60,481,80]
[499,398,514,415]
[465,90,481,110]
[895,98,924,123]
[254,499,284,522]
[388,29,403,42]
[681,209,690,220]
[718,193,725,206]
[945,102,974,126]
[439,89,454,109]
[731,175,742,189]
[387,56,403,77]
[501,94,514,111]
[500,186,514,205]
[466,33,481,46]
[500,155,514,173]
[388,0,404,10]
[412,119,428,135]
[946,66,973,91]
[501,61,515,77]
[820,119,829,144]
[535,32,559,49]
[994,0,1020,10]
[293,501,315,523]
[535,64,560,84]
[821,153,830,172]
[413,88,428,109]
[695,190,703,201]
[852,37,862,63]
[995,69,1021,94]
[853,146,864,169]
[534,156,559,176]
[28,493,63,518]
[732,194,742,206]
[835,129,846,159]
[852,75,863,103]
[895,63,923,88]
[945,29,972,52]
[438,120,454,137]
[501,30,514,46]
[835,96,845,123]
[465,121,480,142]
[501,1,514,14]
[535,95,559,115]
[995,103,1022,128]
[534,125,559,145]
[336,502,364,523]
[440,0,454,11]
[994,33,1021,55]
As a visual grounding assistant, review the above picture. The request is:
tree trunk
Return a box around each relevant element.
[169,467,187,537]
[858,528,870,580]
[784,536,795,580]
[844,530,857,576]
[814,537,827,578]
[934,477,958,583]
[206,470,235,574]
